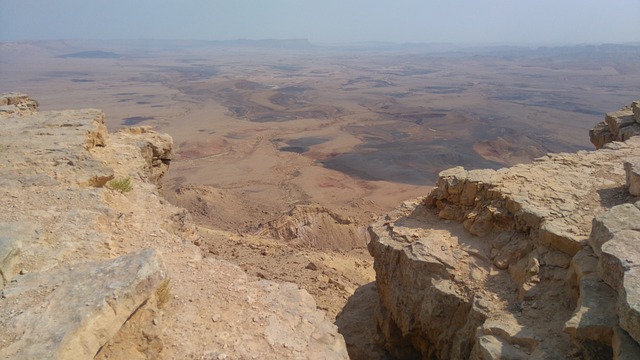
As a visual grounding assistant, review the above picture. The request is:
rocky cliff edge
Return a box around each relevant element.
[0,93,347,359]
[367,100,640,359]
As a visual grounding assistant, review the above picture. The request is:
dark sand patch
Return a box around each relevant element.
[122,116,154,126]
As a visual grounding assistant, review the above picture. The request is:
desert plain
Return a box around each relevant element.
[2,40,639,318]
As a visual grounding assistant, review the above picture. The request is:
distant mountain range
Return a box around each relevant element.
[57,50,121,59]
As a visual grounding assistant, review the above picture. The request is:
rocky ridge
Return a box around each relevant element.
[367,100,640,359]
[0,93,347,359]
[590,100,640,149]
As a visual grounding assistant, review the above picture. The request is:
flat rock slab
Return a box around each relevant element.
[0,222,38,288]
[160,256,348,359]
[589,204,640,256]
[0,108,112,187]
[0,249,166,359]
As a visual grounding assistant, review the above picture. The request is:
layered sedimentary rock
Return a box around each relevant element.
[0,94,347,359]
[369,105,640,358]
[258,204,370,250]
[590,100,640,149]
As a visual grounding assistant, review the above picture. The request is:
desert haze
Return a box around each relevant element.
[2,39,639,318]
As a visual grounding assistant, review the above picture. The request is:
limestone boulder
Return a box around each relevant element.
[590,121,615,149]
[0,93,38,114]
[619,267,640,343]
[589,100,640,149]
[114,127,174,184]
[605,108,636,136]
[625,159,640,195]
[589,204,640,256]
[0,249,166,359]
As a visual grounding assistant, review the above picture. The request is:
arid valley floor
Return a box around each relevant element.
[2,39,640,322]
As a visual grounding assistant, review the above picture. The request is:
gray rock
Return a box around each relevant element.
[0,249,166,359]
[613,325,640,360]
[599,230,640,292]
[472,335,530,360]
[619,123,640,142]
[540,219,584,255]
[619,267,640,343]
[588,204,640,256]
[589,100,640,148]
[564,277,617,344]
[590,121,615,149]
[625,160,640,196]
[605,109,636,136]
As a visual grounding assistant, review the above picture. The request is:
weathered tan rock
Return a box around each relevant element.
[590,121,615,150]
[589,204,640,256]
[368,121,640,358]
[259,280,348,359]
[590,100,640,149]
[369,200,498,358]
[605,108,636,135]
[0,249,166,359]
[114,127,174,185]
[619,123,640,142]
[0,95,348,359]
[0,93,38,115]
[257,204,369,250]
[567,248,599,300]
[599,230,640,292]
[564,277,617,345]
[472,335,529,360]
[619,267,640,343]
[625,159,640,195]
[0,223,34,288]
[0,107,113,187]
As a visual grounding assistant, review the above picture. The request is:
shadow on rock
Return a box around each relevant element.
[336,282,396,360]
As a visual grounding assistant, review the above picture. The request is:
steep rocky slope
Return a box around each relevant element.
[365,100,640,359]
[0,93,347,359]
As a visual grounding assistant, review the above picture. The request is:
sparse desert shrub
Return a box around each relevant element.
[107,176,133,193]
[156,279,171,308]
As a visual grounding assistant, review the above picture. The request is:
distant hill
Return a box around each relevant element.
[57,50,121,59]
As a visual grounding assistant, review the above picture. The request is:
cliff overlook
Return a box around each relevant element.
[365,100,640,359]
[0,93,347,359]
[2,91,640,360]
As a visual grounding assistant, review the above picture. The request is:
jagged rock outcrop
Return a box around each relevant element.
[258,204,369,250]
[0,94,347,359]
[0,92,38,115]
[368,105,640,358]
[590,100,640,149]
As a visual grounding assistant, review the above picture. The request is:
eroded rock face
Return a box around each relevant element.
[0,92,38,115]
[590,100,640,149]
[258,204,370,250]
[368,133,640,358]
[0,95,347,359]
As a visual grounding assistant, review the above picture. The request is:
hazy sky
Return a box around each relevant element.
[1,0,638,44]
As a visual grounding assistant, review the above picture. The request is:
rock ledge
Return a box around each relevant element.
[368,101,640,359]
